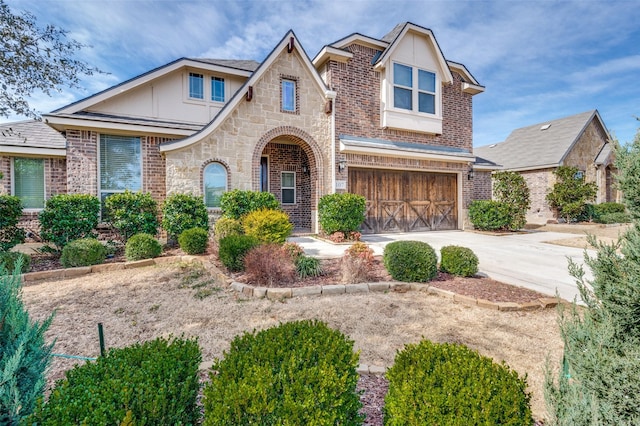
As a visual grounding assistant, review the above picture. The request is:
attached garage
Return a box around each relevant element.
[348,168,458,234]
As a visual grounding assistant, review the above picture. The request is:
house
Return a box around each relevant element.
[1,22,485,236]
[474,110,616,224]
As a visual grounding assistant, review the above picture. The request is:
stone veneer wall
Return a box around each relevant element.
[521,169,555,224]
[564,119,608,186]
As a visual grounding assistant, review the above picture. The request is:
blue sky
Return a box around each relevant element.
[4,0,639,146]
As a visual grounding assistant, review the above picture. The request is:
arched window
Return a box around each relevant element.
[203,162,227,208]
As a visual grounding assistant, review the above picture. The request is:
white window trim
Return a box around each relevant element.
[391,62,439,116]
[11,157,46,212]
[210,76,225,103]
[281,171,296,205]
[203,162,228,209]
[97,134,144,207]
[282,79,296,112]
[188,72,204,100]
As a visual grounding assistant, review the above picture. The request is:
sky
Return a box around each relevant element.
[3,0,640,147]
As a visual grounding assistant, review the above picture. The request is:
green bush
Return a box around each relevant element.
[178,227,209,255]
[593,202,627,221]
[492,171,531,230]
[296,255,323,279]
[384,340,532,425]
[0,251,31,274]
[546,165,597,223]
[60,238,107,268]
[213,217,243,241]
[440,245,479,277]
[27,336,201,425]
[383,240,437,282]
[468,200,513,231]
[125,233,162,261]
[242,208,293,244]
[0,195,26,252]
[203,320,362,425]
[161,193,209,241]
[104,190,159,241]
[39,194,100,251]
[318,193,366,236]
[220,189,279,220]
[218,234,259,272]
[597,212,631,224]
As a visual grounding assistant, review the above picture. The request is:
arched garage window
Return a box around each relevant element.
[203,162,227,208]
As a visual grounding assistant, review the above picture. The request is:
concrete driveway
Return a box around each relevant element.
[290,230,595,303]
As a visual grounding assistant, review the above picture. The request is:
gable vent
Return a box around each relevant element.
[540,124,552,130]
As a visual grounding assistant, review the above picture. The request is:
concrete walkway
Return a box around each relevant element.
[290,230,595,303]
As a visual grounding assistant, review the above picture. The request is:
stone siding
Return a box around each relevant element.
[564,119,608,187]
[521,169,555,224]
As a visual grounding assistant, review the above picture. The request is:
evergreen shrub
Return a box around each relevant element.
[468,200,514,231]
[39,194,100,251]
[161,193,209,241]
[242,208,293,244]
[597,212,631,224]
[60,238,107,268]
[492,171,531,230]
[125,233,162,261]
[318,193,366,236]
[104,190,159,241]
[213,217,243,242]
[0,194,25,252]
[546,165,597,222]
[178,227,209,255]
[440,245,479,277]
[220,189,279,220]
[27,337,201,425]
[0,251,31,274]
[383,240,437,282]
[218,234,259,272]
[203,320,362,425]
[243,243,297,286]
[385,340,532,425]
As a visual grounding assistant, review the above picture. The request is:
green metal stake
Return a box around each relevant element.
[98,323,106,357]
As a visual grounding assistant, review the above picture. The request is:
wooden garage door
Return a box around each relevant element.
[348,168,457,234]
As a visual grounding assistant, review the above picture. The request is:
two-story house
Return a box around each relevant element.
[1,22,484,236]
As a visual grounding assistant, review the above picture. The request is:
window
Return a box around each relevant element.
[393,63,436,114]
[282,79,296,112]
[99,134,141,205]
[203,162,227,208]
[189,72,204,99]
[13,157,44,209]
[281,171,295,204]
[211,76,225,102]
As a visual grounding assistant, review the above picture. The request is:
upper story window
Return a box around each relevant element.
[189,72,204,99]
[211,77,225,103]
[99,134,142,206]
[282,79,296,112]
[393,63,436,115]
[203,162,227,208]
[12,157,44,209]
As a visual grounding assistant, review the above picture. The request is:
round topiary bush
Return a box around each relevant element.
[383,240,437,282]
[0,251,31,274]
[242,208,293,244]
[178,227,209,255]
[60,238,107,268]
[125,233,162,261]
[440,245,479,277]
[203,320,362,425]
[384,340,532,425]
[218,234,259,272]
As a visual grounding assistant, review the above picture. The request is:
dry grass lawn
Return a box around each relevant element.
[23,260,564,420]
[538,222,631,249]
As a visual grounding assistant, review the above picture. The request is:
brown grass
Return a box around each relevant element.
[23,261,563,420]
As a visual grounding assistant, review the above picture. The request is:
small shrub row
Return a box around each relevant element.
[597,211,631,224]
[383,240,437,282]
[468,200,514,231]
[125,233,162,261]
[440,245,478,277]
[39,194,100,251]
[104,190,159,241]
[60,238,107,268]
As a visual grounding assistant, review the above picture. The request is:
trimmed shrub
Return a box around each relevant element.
[468,200,513,231]
[0,194,25,252]
[178,227,209,255]
[125,233,162,261]
[60,238,107,268]
[341,242,374,284]
[243,244,297,286]
[296,255,323,279]
[384,340,532,425]
[383,240,437,282]
[104,190,159,241]
[218,234,259,272]
[213,217,243,242]
[203,320,363,425]
[440,245,479,277]
[242,208,293,244]
[220,189,279,220]
[161,193,209,241]
[593,202,627,222]
[318,193,366,236]
[493,171,531,230]
[0,251,31,274]
[597,212,631,224]
[27,336,201,425]
[39,194,100,251]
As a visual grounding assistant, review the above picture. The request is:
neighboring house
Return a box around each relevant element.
[474,110,616,224]
[5,22,484,236]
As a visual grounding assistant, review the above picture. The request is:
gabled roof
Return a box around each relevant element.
[474,110,609,172]
[160,30,334,153]
[0,120,66,156]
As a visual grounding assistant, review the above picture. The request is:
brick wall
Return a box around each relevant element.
[521,169,555,224]
[66,129,98,195]
[0,156,10,194]
[473,171,492,201]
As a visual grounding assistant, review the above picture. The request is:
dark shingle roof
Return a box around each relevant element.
[0,120,66,149]
[381,22,406,43]
[188,58,260,72]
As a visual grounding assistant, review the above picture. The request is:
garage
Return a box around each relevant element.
[348,168,458,234]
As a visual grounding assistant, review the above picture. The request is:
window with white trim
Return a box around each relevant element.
[282,79,296,112]
[211,76,225,102]
[203,162,227,208]
[189,72,204,99]
[281,171,295,204]
[13,157,44,209]
[393,63,436,114]
[99,134,142,206]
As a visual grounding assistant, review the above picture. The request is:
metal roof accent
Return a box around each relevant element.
[340,135,474,163]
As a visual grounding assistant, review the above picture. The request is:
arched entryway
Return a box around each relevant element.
[252,127,324,233]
